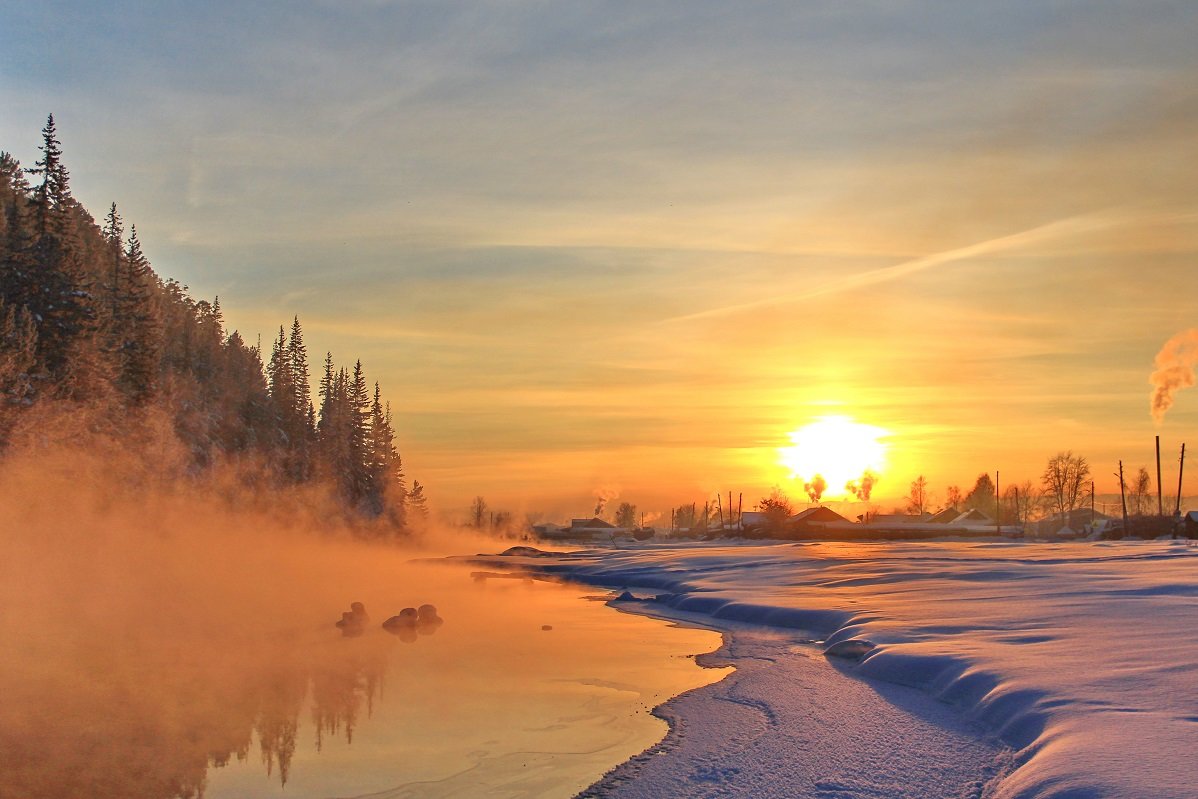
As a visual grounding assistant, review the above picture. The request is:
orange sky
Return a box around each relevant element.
[5,3,1198,521]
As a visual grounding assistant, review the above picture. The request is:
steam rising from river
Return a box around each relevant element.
[0,434,509,798]
[0,429,723,799]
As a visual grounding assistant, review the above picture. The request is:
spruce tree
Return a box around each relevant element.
[267,326,295,438]
[101,202,123,319]
[407,481,429,524]
[347,359,371,504]
[115,223,161,402]
[317,351,334,438]
[19,115,92,389]
[26,114,72,238]
[286,317,312,439]
[275,316,313,480]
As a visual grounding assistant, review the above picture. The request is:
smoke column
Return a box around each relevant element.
[592,485,620,518]
[1150,329,1198,423]
[846,471,878,502]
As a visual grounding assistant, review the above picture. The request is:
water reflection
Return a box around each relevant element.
[0,621,433,799]
[2,559,721,799]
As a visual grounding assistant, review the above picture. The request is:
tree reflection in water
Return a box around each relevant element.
[0,624,437,799]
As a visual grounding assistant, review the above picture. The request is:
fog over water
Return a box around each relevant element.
[0,444,724,798]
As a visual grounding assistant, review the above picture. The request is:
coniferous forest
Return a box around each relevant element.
[0,115,427,534]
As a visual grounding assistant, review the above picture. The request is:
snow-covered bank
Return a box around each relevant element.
[485,540,1198,798]
[577,620,1009,799]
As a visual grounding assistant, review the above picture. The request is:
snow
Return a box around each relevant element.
[487,539,1198,798]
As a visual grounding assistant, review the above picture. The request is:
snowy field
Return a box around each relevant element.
[483,539,1198,798]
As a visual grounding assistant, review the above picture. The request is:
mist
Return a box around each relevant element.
[0,419,725,799]
[0,427,510,798]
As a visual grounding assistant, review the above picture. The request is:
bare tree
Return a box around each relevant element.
[1001,481,1040,525]
[469,495,488,528]
[614,501,637,529]
[906,475,930,515]
[1129,466,1151,516]
[1041,452,1091,519]
[944,485,963,510]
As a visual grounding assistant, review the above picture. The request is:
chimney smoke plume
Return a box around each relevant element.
[1150,329,1198,424]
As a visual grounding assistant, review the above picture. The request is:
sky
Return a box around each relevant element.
[4,1,1198,521]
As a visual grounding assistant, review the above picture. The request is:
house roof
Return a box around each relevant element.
[927,507,960,523]
[790,507,850,525]
[570,517,615,529]
[952,508,994,524]
[1043,508,1114,522]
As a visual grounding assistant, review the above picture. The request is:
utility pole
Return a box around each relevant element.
[1156,436,1164,517]
[996,470,1001,535]
[1117,461,1129,537]
[1177,444,1186,517]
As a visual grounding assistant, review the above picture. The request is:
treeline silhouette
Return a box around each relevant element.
[0,115,427,530]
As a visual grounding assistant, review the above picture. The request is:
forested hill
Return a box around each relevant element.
[0,115,427,532]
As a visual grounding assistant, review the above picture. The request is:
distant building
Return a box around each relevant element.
[927,507,961,524]
[1185,511,1198,539]
[535,517,624,542]
[789,507,850,526]
[856,506,1019,540]
[950,508,994,525]
[781,507,853,539]
[1030,508,1113,538]
[866,512,932,526]
[570,517,616,531]
[738,511,768,533]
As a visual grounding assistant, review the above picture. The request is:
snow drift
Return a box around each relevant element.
[491,539,1198,798]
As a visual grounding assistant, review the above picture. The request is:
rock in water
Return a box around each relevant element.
[335,602,370,636]
[383,607,419,631]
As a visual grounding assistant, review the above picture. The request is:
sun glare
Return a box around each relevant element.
[778,416,888,501]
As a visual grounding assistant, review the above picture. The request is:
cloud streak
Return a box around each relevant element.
[664,212,1121,324]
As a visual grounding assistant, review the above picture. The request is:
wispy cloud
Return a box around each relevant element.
[663,211,1123,324]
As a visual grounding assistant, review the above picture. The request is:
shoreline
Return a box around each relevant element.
[477,551,1012,799]
[578,603,1013,799]
[478,538,1198,798]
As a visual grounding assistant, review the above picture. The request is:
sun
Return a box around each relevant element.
[778,416,888,501]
